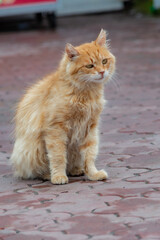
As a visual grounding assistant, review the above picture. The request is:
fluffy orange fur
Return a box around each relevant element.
[11,29,115,184]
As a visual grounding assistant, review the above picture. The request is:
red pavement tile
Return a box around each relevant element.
[0,12,160,240]
[67,215,126,235]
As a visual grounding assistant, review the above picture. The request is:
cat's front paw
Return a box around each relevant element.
[87,169,108,181]
[51,175,68,185]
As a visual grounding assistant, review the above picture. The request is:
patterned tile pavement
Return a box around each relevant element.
[0,13,160,240]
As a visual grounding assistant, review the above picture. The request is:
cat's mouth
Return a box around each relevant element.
[98,76,104,80]
[93,72,108,82]
[91,78,104,83]
[95,76,105,81]
[80,74,106,83]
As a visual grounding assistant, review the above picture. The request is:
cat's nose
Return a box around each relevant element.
[99,71,105,78]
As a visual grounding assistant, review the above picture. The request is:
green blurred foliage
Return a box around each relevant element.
[134,0,153,15]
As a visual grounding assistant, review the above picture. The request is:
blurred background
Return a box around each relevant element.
[0,0,160,30]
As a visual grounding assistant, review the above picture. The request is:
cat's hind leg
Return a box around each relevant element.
[67,144,84,177]
[68,167,84,177]
[42,173,50,181]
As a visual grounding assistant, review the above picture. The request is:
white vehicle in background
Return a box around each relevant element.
[0,0,57,28]
[57,0,124,16]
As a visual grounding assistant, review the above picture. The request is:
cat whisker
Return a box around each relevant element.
[108,72,120,91]
[112,78,120,91]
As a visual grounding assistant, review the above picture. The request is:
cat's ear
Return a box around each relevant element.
[65,43,80,60]
[96,29,107,47]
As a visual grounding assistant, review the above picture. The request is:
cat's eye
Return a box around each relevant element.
[102,59,108,64]
[86,64,94,69]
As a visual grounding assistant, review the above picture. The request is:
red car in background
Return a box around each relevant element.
[0,0,57,28]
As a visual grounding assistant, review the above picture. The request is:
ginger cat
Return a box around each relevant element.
[11,29,115,184]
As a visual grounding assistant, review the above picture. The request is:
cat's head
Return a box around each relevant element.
[62,29,115,86]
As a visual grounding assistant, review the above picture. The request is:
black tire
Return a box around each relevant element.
[35,13,43,25]
[46,12,57,29]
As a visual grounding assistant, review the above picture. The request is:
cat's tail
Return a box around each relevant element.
[10,137,49,180]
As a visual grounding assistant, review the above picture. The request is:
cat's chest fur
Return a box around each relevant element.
[67,97,103,144]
